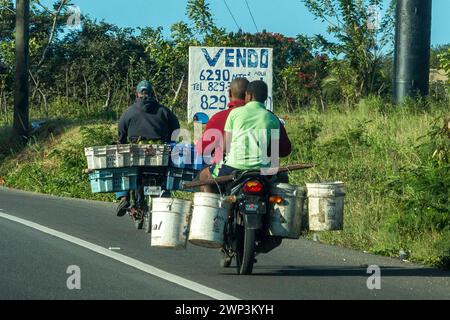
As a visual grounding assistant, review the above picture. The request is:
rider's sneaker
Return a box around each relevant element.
[116,197,130,217]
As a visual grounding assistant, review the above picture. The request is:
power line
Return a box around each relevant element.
[244,0,259,33]
[223,0,241,31]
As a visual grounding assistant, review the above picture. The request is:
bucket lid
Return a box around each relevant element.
[193,192,223,200]
[152,198,192,205]
[271,183,306,197]
[271,183,295,190]
[306,181,344,189]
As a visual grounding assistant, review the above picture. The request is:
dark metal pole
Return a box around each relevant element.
[13,0,30,139]
[393,0,432,104]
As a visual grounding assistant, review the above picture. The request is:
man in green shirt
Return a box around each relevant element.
[197,80,288,256]
[198,80,285,191]
[221,80,280,174]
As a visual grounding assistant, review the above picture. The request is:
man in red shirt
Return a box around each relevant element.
[195,78,292,192]
[196,77,249,165]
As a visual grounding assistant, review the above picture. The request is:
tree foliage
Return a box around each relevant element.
[438,48,450,81]
[301,0,396,103]
[0,0,447,124]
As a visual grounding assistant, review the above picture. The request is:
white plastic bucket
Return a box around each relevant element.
[189,193,230,248]
[306,182,345,231]
[150,198,192,249]
[269,183,306,239]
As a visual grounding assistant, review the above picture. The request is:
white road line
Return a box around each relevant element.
[0,211,239,300]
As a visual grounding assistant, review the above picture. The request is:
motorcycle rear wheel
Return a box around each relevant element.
[143,212,151,233]
[143,196,152,233]
[235,224,256,275]
[134,218,143,230]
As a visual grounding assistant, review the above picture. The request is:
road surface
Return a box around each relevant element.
[0,187,448,300]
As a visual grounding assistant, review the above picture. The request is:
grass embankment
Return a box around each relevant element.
[0,120,116,202]
[0,98,449,268]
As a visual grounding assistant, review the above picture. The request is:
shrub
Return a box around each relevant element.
[384,115,450,266]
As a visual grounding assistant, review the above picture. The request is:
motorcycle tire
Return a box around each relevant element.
[144,196,152,234]
[134,218,143,230]
[143,211,151,233]
[235,224,256,275]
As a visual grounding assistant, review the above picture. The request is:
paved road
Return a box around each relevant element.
[0,187,448,300]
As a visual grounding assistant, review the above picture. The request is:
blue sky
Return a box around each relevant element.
[57,0,449,45]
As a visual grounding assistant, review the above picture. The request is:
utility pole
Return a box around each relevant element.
[393,0,432,104]
[14,0,30,139]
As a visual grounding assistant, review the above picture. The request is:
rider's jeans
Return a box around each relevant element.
[115,190,140,208]
[115,191,128,200]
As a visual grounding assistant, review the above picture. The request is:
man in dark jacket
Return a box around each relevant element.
[116,80,180,216]
[118,80,180,144]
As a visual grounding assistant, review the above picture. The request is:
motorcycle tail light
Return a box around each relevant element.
[269,196,284,204]
[243,181,264,194]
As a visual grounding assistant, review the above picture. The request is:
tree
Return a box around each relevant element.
[438,48,450,85]
[302,0,395,103]
[187,0,215,37]
[27,0,73,116]
[431,44,450,69]
[58,19,149,113]
[1,0,16,116]
[226,31,328,111]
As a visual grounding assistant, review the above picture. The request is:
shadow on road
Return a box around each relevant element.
[221,265,450,277]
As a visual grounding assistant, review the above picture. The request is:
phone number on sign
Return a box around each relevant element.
[200,69,231,82]
[200,95,227,110]
[207,81,230,92]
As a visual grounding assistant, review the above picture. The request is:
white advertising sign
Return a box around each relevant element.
[188,46,273,123]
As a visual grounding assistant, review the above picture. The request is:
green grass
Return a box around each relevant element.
[280,97,449,268]
[0,121,116,202]
[0,97,449,268]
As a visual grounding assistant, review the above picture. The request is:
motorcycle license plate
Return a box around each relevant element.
[144,186,162,196]
[245,203,259,212]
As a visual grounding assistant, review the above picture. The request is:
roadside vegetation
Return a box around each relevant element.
[0,0,449,268]
[1,97,448,268]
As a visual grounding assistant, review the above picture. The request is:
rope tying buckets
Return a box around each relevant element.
[189,193,230,248]
[306,182,345,231]
[150,198,192,249]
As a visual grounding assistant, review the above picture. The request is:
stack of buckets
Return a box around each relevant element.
[148,182,345,249]
[149,193,229,249]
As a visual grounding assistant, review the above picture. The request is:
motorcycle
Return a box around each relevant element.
[184,164,313,275]
[126,167,169,232]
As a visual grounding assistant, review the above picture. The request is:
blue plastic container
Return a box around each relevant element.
[89,168,138,193]
[166,168,198,191]
[169,143,207,171]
